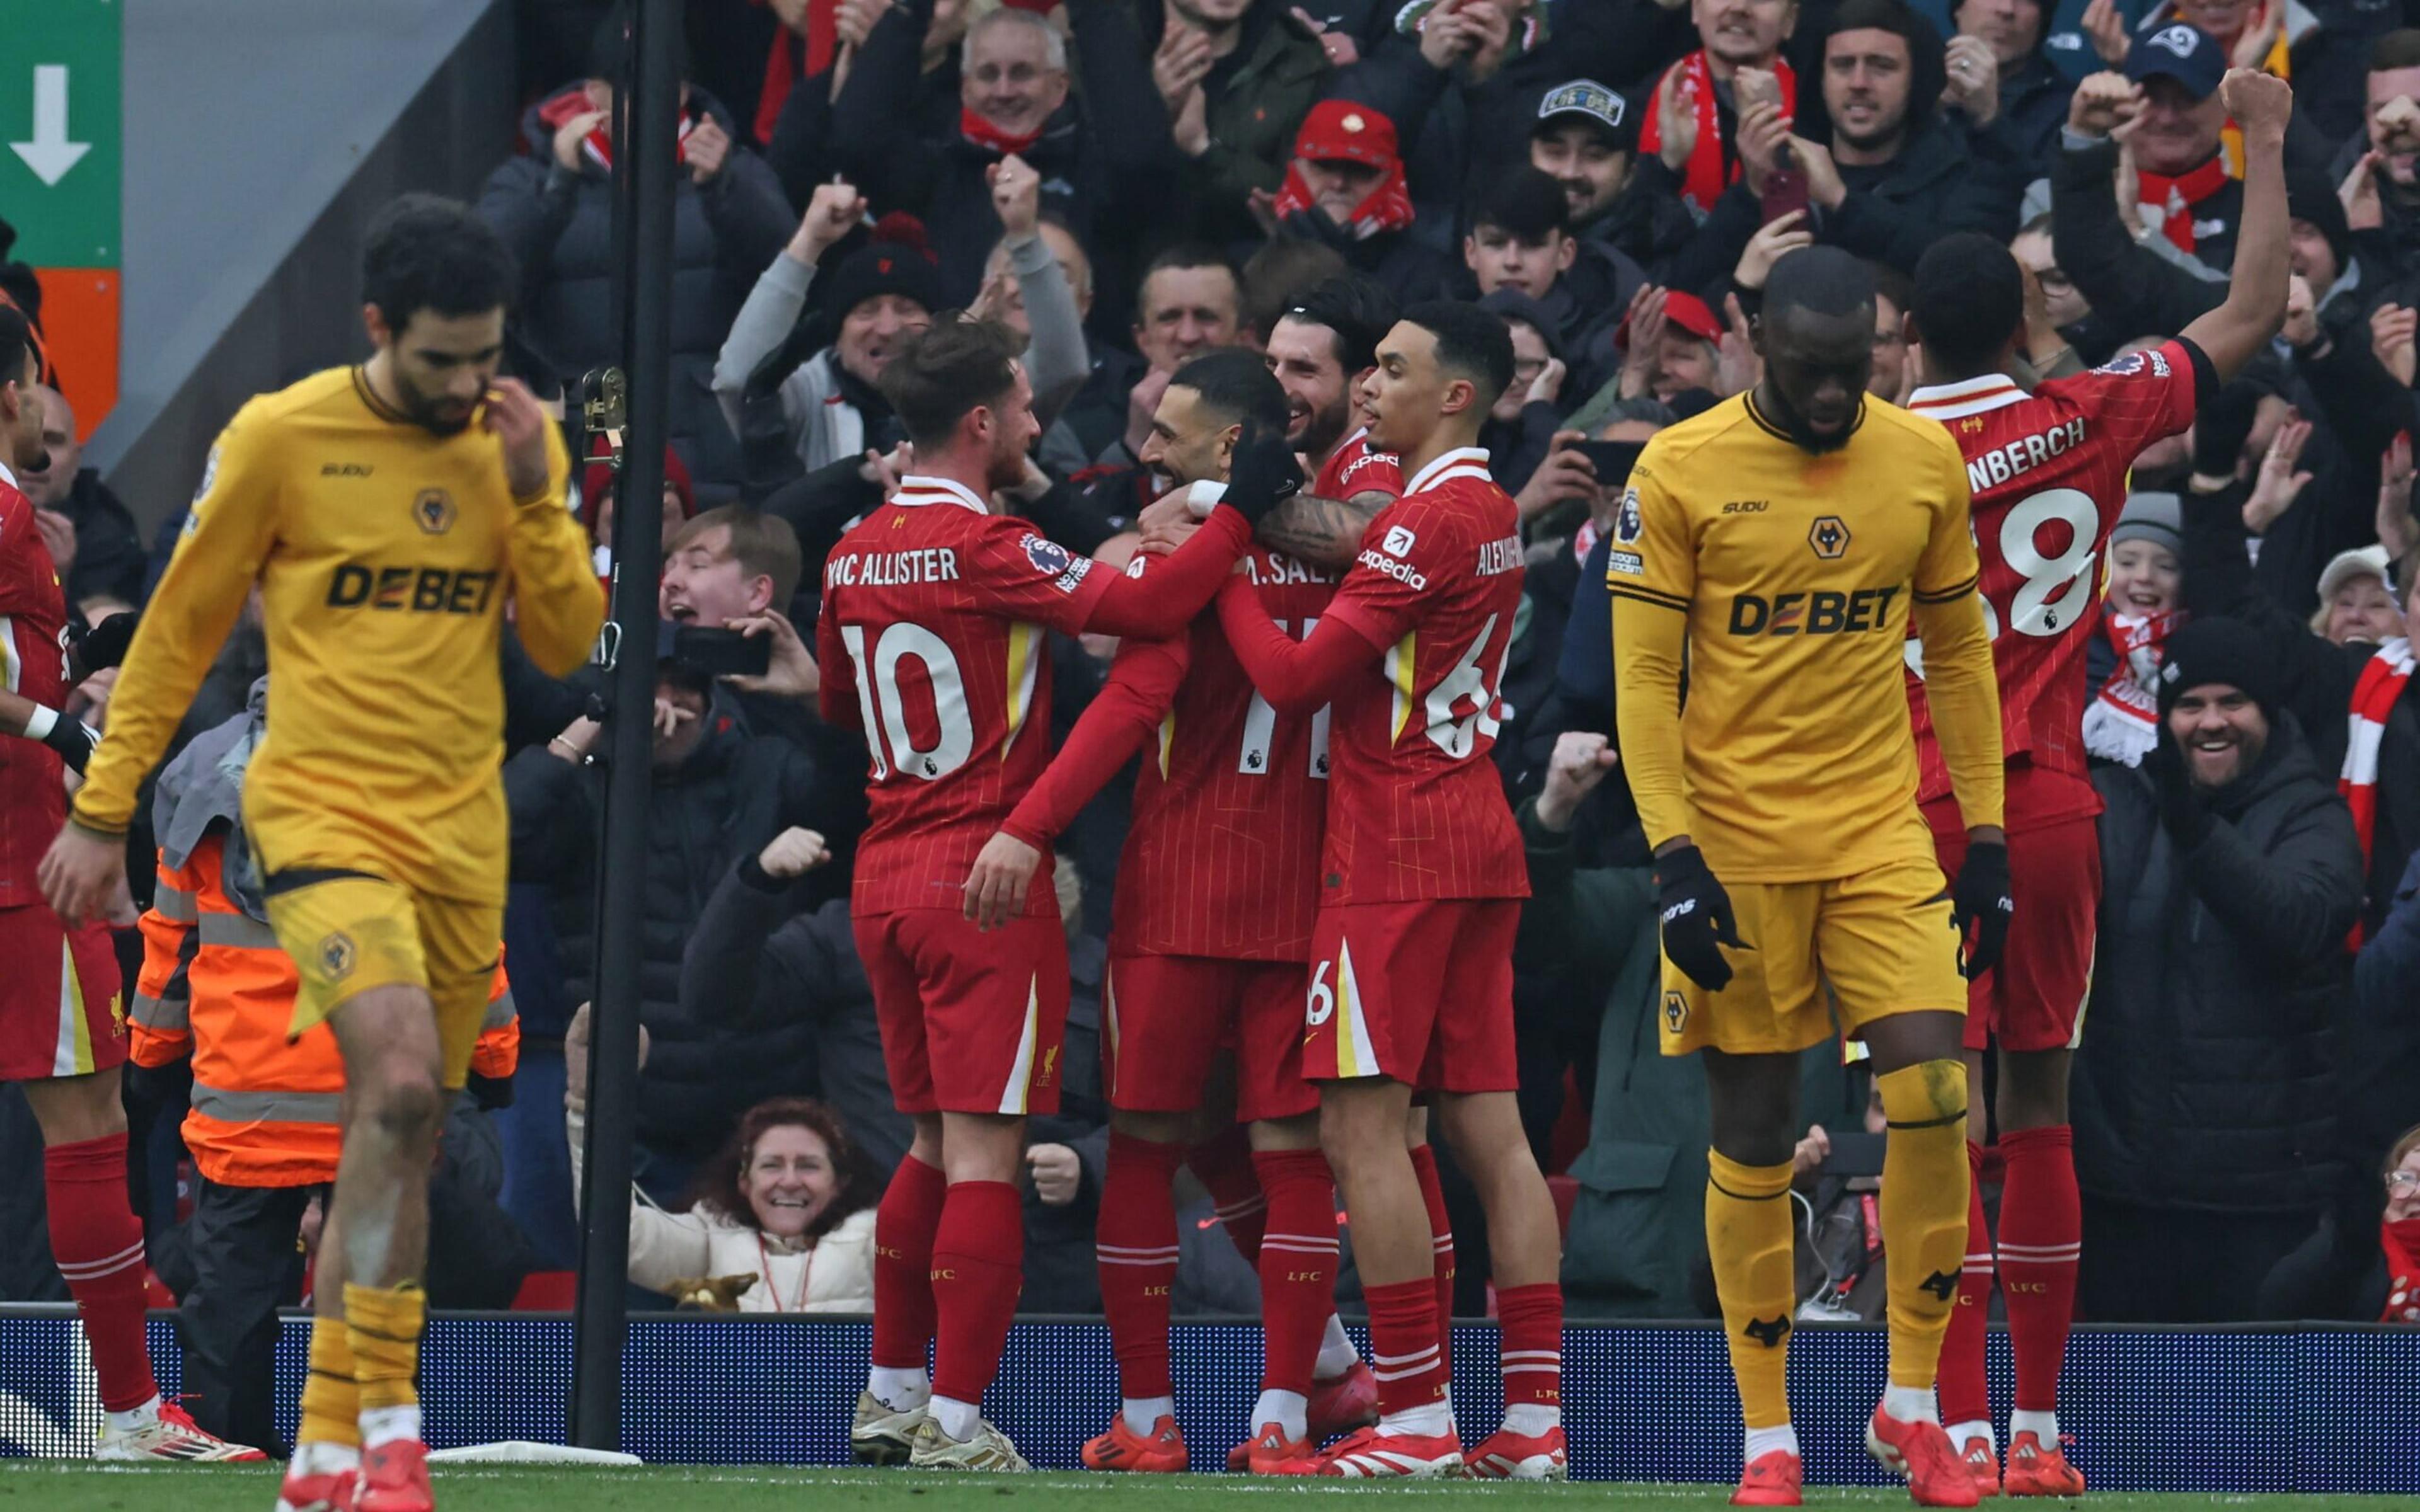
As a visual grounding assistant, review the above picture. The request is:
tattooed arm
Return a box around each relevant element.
[1249,489,1391,570]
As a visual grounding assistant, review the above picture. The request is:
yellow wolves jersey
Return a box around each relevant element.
[1608,391,2003,882]
[76,367,602,903]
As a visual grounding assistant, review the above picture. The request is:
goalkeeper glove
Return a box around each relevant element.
[1216,418,1305,527]
[1655,842,1746,992]
[1950,837,2015,980]
[20,704,99,775]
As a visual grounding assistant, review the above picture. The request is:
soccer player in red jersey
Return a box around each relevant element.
[0,309,256,1463]
[817,319,1302,1471]
[1216,302,1564,1480]
[964,348,1392,1475]
[1900,68,2293,1499]
[1268,274,1408,518]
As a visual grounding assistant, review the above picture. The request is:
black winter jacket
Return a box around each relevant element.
[505,714,823,1159]
[477,86,795,499]
[2073,719,2363,1215]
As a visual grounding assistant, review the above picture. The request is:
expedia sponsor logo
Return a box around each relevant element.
[325,564,502,614]
[1356,547,1428,590]
[1726,585,1901,636]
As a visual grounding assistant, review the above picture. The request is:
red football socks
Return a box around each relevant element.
[1997,1124,2081,1415]
[1097,1131,1185,1402]
[44,1133,159,1413]
[928,1179,1025,1407]
[1494,1282,1564,1410]
[1937,1139,1994,1433]
[1251,1147,1339,1395]
[870,1155,945,1373]
[1363,1277,1448,1420]
[1407,1142,1456,1373]
[1190,1125,1267,1261]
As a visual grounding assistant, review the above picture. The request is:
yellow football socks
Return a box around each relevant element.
[1878,1059,1971,1391]
[296,1315,360,1449]
[1706,1150,1797,1429]
[344,1281,428,1414]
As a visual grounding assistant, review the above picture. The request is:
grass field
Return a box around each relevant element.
[0,1464,2406,1511]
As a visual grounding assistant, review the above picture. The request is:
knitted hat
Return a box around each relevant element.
[2157,616,2279,719]
[2287,163,2354,277]
[2111,490,2183,558]
[819,213,946,323]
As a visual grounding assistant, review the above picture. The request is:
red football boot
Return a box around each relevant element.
[1869,1406,1983,1508]
[1732,1448,1804,1506]
[1080,1414,1188,1473]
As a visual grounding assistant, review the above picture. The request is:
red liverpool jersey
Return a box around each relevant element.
[1313,427,1404,503]
[1120,549,1340,959]
[1904,341,2203,825]
[817,476,1246,917]
[1312,447,1528,905]
[0,467,69,907]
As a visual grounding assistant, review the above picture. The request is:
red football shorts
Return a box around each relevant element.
[0,905,126,1082]
[854,908,1069,1117]
[1927,804,2099,1053]
[1103,954,1316,1123]
[1303,900,1519,1092]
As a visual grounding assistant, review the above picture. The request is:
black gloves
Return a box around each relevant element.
[1951,839,2015,980]
[1656,842,1746,992]
[2147,729,2213,847]
[66,610,137,684]
[1219,418,1306,526]
[44,715,98,775]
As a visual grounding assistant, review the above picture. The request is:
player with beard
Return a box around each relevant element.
[40,196,602,1512]
[960,350,1380,1474]
[1900,68,2292,1503]
[1262,273,1405,534]
[0,310,260,1470]
[819,319,1301,1473]
[1610,246,2008,1508]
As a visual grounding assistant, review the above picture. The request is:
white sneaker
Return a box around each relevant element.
[851,1389,929,1465]
[906,1414,1031,1472]
[95,1400,265,1462]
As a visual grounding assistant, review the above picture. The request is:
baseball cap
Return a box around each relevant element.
[2317,542,2394,605]
[1533,79,1637,151]
[2126,23,2225,101]
[1292,100,1400,169]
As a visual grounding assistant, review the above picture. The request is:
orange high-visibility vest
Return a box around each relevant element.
[129,833,519,1188]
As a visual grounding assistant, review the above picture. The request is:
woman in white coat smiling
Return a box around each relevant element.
[567,1004,877,1312]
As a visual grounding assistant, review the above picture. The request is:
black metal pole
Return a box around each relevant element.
[570,0,679,1453]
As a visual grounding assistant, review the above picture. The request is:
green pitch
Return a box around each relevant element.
[0,1464,2404,1510]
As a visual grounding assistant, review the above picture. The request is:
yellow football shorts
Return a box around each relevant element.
[1659,849,1966,1057]
[261,871,502,1089]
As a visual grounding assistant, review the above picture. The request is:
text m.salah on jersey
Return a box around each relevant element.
[1965,417,2087,495]
[824,547,964,588]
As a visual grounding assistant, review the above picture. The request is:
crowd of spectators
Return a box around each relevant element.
[6,0,2420,1352]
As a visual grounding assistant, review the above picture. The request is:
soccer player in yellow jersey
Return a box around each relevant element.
[1608,248,2009,1511]
[38,195,602,1512]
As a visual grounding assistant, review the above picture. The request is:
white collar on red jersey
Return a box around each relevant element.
[889,474,988,514]
[1906,374,2027,420]
[1404,446,1492,495]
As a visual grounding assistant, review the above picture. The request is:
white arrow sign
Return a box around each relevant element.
[12,66,91,186]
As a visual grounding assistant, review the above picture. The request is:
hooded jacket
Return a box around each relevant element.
[477,85,795,499]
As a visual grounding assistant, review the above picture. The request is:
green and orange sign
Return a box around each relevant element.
[1,0,119,441]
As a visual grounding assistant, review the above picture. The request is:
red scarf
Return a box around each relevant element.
[2137,154,2232,254]
[1640,52,1796,215]
[1273,156,1415,239]
[960,106,1042,158]
[752,2,839,147]
[2082,607,2184,767]
[2337,636,2414,946]
[536,88,694,172]
[2382,1217,2420,1324]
